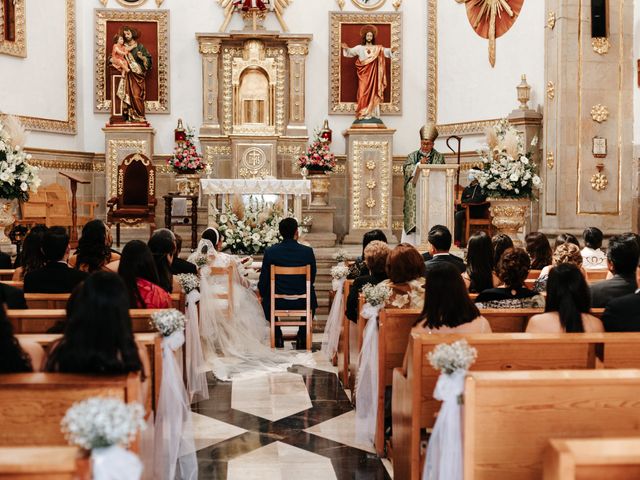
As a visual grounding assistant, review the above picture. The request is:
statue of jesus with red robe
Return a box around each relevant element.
[341,25,396,121]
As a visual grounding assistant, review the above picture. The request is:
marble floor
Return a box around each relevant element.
[191,347,393,480]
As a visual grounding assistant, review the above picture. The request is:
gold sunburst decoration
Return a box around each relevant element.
[455,0,524,67]
[217,0,292,32]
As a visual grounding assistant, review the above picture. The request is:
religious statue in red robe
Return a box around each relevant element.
[341,25,396,121]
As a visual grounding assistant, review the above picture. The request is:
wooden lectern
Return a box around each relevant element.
[59,172,90,246]
[414,164,459,251]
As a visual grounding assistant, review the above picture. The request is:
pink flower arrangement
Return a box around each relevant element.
[168,127,206,174]
[297,131,336,173]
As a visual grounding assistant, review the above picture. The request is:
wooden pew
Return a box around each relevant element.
[585,269,609,282]
[392,331,640,480]
[0,446,90,480]
[337,279,353,388]
[480,308,604,333]
[0,270,15,281]
[463,369,640,480]
[17,333,162,415]
[0,373,143,451]
[1,281,22,289]
[24,292,185,312]
[543,437,640,480]
[8,309,171,334]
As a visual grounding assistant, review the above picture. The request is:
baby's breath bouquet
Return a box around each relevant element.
[61,397,145,450]
[428,339,477,375]
[151,309,186,337]
[333,250,349,263]
[177,273,199,294]
[330,264,349,280]
[191,253,208,268]
[362,282,392,307]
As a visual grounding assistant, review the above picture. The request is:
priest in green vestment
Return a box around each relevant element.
[402,124,445,244]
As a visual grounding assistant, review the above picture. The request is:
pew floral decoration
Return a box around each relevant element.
[423,340,478,480]
[330,263,349,286]
[362,282,392,307]
[61,397,145,480]
[177,273,200,294]
[334,249,349,263]
[151,309,186,337]
[321,262,351,360]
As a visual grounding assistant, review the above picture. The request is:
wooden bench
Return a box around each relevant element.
[0,373,143,451]
[481,308,604,333]
[392,331,640,480]
[0,446,90,479]
[17,333,162,415]
[1,281,22,289]
[8,309,171,334]
[463,369,640,480]
[544,437,640,480]
[0,270,15,281]
[23,292,185,312]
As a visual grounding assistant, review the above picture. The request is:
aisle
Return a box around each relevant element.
[191,351,392,479]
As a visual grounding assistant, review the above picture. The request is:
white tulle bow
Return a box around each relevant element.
[92,445,142,480]
[185,289,209,403]
[321,277,347,360]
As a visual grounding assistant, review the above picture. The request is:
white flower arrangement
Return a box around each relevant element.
[428,340,478,375]
[0,115,40,201]
[330,264,349,280]
[192,253,208,268]
[151,309,186,337]
[61,397,145,450]
[333,250,349,263]
[361,282,392,307]
[470,118,542,199]
[177,273,199,294]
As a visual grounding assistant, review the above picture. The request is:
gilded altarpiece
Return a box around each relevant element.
[196,32,312,180]
[543,0,634,233]
[343,129,396,243]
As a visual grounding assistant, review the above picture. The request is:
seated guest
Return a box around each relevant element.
[423,225,465,273]
[527,263,603,333]
[475,247,545,309]
[591,234,640,308]
[0,282,27,310]
[347,229,387,279]
[24,227,88,294]
[148,228,179,293]
[555,232,580,249]
[602,259,640,331]
[535,242,584,292]
[415,262,491,333]
[171,233,197,275]
[69,219,120,273]
[454,174,487,247]
[118,240,172,309]
[0,251,10,269]
[581,227,607,270]
[463,231,500,293]
[0,304,43,372]
[346,240,389,322]
[258,218,317,349]
[492,233,513,270]
[379,243,426,310]
[45,272,148,381]
[525,232,553,271]
[12,225,48,280]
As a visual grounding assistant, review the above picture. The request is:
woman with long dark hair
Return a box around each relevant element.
[148,229,176,293]
[416,262,491,333]
[464,231,499,293]
[118,240,171,309]
[12,225,48,280]
[0,304,43,372]
[491,233,513,270]
[525,232,553,270]
[45,271,147,376]
[69,219,119,273]
[527,263,603,333]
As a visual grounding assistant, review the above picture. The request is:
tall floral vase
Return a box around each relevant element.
[488,197,530,247]
[0,199,15,245]
[308,171,330,206]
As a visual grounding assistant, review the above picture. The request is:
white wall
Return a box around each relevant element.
[0,0,546,157]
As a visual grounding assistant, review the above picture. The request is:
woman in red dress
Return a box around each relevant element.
[118,240,171,309]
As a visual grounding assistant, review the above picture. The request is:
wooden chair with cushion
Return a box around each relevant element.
[106,153,157,247]
[269,265,312,350]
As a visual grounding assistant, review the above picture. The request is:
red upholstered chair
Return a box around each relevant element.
[107,153,157,246]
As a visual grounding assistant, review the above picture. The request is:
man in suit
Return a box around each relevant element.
[591,233,639,308]
[171,233,198,275]
[258,217,317,349]
[24,226,88,293]
[423,225,466,273]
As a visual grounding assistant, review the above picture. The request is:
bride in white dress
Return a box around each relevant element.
[189,228,313,380]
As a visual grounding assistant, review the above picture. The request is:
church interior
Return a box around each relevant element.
[1,0,640,478]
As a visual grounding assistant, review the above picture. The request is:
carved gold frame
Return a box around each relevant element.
[94,9,170,114]
[426,0,499,136]
[2,0,76,134]
[329,12,402,116]
[0,0,26,57]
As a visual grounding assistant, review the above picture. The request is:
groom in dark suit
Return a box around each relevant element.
[258,217,317,349]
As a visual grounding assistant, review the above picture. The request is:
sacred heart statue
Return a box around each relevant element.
[455,0,525,67]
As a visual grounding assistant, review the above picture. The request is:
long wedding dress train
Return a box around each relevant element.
[191,240,314,381]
